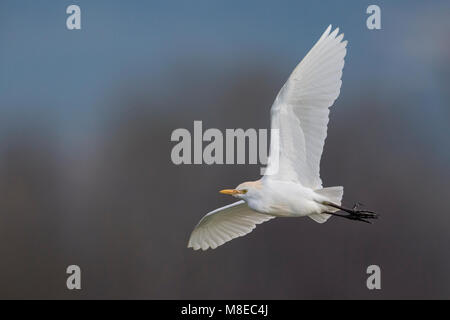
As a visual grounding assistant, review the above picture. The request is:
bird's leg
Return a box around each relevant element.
[322,201,378,224]
[323,211,372,224]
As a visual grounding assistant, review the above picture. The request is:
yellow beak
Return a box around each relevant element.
[219,189,242,195]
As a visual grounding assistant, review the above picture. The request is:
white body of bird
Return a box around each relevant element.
[188,25,375,251]
[238,180,338,218]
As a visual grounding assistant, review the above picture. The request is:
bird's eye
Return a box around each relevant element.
[241,189,248,194]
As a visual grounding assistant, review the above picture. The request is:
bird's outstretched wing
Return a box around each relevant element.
[265,25,347,189]
[188,201,275,251]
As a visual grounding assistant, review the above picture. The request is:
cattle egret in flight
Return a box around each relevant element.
[188,25,377,251]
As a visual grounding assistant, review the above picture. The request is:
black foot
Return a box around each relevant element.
[324,202,378,224]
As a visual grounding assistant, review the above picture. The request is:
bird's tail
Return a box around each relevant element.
[309,186,344,223]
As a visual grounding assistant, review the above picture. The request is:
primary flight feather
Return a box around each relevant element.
[188,25,377,251]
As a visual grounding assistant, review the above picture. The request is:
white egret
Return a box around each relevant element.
[188,25,377,251]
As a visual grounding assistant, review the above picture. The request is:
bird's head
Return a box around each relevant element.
[219,181,261,200]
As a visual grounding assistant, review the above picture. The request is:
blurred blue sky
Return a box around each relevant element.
[0,0,448,160]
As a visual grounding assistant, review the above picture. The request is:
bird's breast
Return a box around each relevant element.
[249,182,320,217]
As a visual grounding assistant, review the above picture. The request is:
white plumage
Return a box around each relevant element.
[188,26,374,251]
[187,201,275,251]
[266,25,346,189]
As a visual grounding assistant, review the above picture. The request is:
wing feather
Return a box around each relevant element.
[265,25,347,188]
[188,201,275,251]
